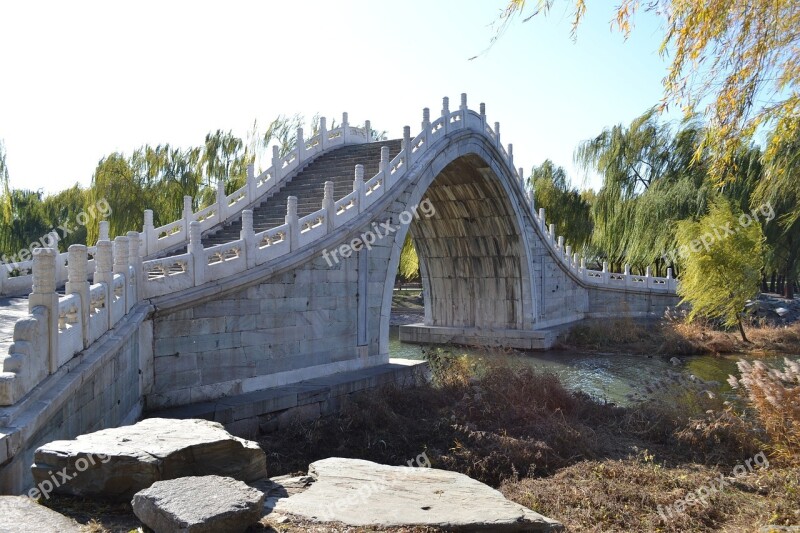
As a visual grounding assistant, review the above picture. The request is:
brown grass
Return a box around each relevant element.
[47,351,800,532]
[563,318,800,356]
[501,457,800,532]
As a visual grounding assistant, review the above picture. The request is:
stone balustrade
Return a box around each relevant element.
[0,233,142,406]
[0,94,678,407]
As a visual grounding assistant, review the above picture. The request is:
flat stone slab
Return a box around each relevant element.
[32,418,267,501]
[132,475,265,533]
[269,458,562,531]
[0,496,80,533]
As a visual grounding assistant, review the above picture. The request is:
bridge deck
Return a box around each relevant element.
[0,298,28,358]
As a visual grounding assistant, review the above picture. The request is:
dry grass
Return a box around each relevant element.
[501,457,800,532]
[46,351,800,532]
[729,358,800,465]
[564,318,800,356]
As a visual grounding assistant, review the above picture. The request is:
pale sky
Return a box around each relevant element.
[0,0,672,196]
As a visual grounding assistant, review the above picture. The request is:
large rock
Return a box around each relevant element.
[132,475,265,533]
[269,458,562,531]
[0,496,81,533]
[31,418,266,501]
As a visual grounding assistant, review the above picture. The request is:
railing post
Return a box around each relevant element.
[380,146,390,175]
[93,239,113,331]
[602,261,609,284]
[518,167,525,184]
[441,96,450,134]
[494,122,501,149]
[573,252,580,271]
[143,210,154,256]
[422,108,430,130]
[342,112,349,144]
[480,102,486,130]
[99,221,109,241]
[189,221,205,286]
[241,210,256,269]
[319,117,327,150]
[667,267,675,292]
[565,245,572,264]
[323,181,335,232]
[182,195,193,241]
[354,165,366,213]
[402,126,411,165]
[46,231,66,285]
[364,120,372,142]
[216,179,227,221]
[528,188,535,211]
[296,127,305,163]
[508,143,514,168]
[30,248,59,374]
[272,145,282,182]
[538,208,546,231]
[66,244,90,349]
[113,236,130,312]
[557,235,565,256]
[624,264,631,287]
[127,231,142,304]
[460,92,468,127]
[580,256,587,277]
[549,223,556,243]
[247,162,256,204]
[286,197,299,251]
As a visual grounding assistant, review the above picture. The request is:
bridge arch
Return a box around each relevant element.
[378,130,540,355]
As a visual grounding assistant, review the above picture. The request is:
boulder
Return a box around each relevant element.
[31,418,266,501]
[268,458,562,531]
[132,475,265,533]
[0,496,80,533]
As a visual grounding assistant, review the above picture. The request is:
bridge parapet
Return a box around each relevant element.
[0,234,141,406]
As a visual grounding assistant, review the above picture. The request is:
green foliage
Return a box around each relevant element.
[676,198,764,341]
[397,233,420,282]
[529,160,592,251]
[577,109,712,273]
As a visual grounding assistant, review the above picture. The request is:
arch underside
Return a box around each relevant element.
[409,154,526,330]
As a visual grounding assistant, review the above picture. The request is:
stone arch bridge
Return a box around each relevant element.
[0,94,678,492]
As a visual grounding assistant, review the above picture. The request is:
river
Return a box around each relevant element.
[388,327,788,405]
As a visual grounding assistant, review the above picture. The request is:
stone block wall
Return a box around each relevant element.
[0,306,150,494]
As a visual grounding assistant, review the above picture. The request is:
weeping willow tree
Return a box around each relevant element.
[754,119,800,298]
[529,160,592,252]
[677,198,764,342]
[499,0,800,195]
[576,109,711,274]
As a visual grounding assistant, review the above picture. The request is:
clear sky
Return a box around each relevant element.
[0,0,674,195]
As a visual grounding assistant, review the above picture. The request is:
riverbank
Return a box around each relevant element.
[562,316,800,356]
[257,353,799,532]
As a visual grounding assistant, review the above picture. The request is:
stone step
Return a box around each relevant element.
[196,139,402,250]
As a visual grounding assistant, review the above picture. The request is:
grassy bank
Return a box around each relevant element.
[44,347,800,532]
[562,316,800,356]
[259,352,800,532]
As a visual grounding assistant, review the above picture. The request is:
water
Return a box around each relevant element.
[388,327,787,405]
